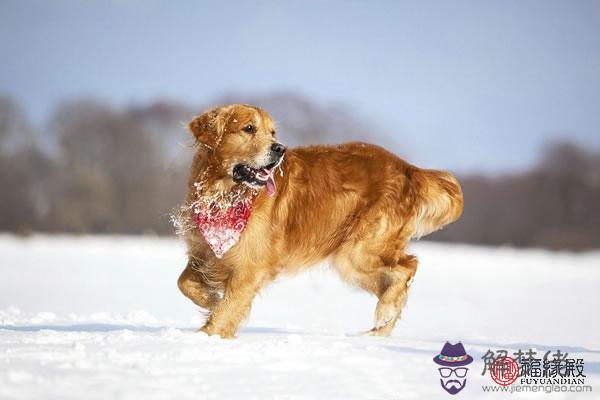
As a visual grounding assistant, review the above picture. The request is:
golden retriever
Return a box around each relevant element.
[176,104,463,338]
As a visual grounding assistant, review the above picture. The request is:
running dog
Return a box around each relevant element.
[176,104,463,338]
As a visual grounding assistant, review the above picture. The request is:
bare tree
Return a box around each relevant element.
[48,99,162,233]
[0,97,52,233]
[0,96,36,153]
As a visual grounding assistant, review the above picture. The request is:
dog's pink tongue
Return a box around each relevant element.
[266,176,276,197]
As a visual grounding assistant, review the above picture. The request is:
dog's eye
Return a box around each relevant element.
[242,124,255,134]
[271,130,276,136]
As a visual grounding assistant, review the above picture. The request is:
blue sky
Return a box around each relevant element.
[1,0,599,173]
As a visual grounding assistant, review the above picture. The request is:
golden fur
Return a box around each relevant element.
[177,104,463,338]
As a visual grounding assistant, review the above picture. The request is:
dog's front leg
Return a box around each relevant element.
[177,261,221,311]
[200,268,267,338]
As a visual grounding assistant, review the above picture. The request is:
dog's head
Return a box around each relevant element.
[189,104,286,195]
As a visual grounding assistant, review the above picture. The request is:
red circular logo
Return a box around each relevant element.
[490,356,519,386]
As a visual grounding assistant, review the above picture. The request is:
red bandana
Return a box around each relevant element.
[193,196,254,258]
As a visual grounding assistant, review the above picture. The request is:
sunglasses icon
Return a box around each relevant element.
[438,367,468,378]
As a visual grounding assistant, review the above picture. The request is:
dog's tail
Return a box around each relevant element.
[410,168,463,239]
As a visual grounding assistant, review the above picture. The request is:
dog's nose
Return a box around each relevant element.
[271,143,287,156]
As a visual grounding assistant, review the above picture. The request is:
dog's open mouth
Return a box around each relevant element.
[233,162,278,196]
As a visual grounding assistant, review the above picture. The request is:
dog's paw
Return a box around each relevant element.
[362,325,393,337]
[199,324,236,339]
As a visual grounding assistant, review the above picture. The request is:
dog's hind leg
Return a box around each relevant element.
[365,254,418,336]
[333,250,418,337]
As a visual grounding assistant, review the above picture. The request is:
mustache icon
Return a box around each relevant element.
[440,378,467,395]
[442,379,464,389]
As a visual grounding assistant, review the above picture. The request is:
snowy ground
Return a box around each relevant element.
[1,235,599,399]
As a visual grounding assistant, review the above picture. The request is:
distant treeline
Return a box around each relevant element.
[431,142,600,250]
[1,94,599,250]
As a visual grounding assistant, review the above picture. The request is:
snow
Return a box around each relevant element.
[1,235,599,399]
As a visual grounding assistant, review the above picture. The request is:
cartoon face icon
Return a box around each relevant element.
[438,366,469,395]
[433,342,473,395]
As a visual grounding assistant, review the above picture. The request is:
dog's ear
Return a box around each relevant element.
[188,106,227,149]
